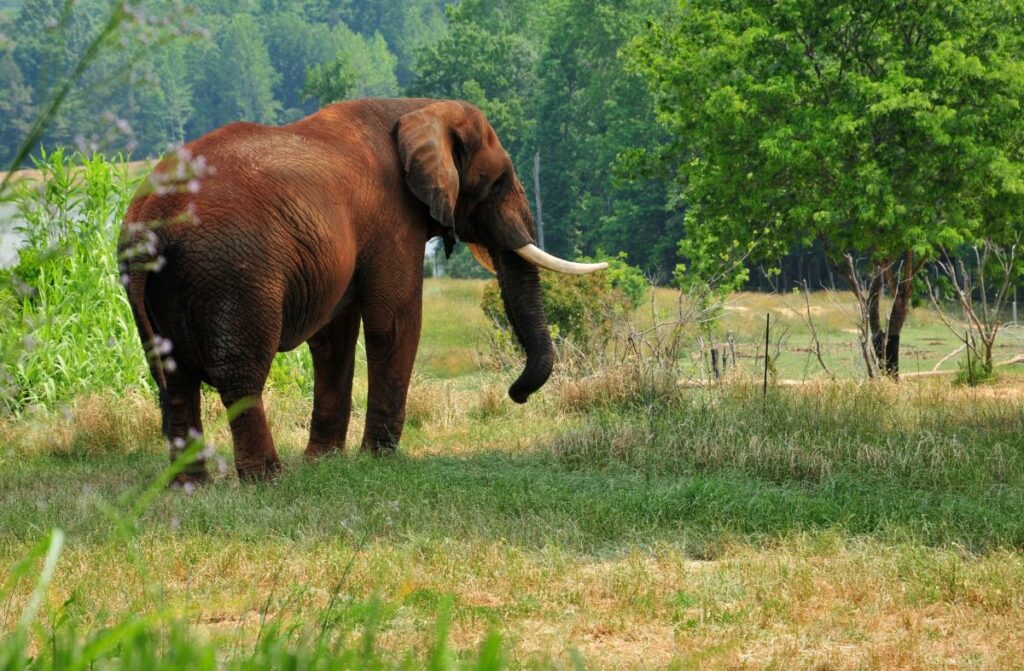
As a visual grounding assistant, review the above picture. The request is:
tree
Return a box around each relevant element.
[0,49,33,166]
[407,1,537,157]
[303,25,398,106]
[629,0,1024,375]
[533,0,676,269]
[153,42,195,146]
[205,13,281,126]
[339,0,449,84]
[263,12,334,121]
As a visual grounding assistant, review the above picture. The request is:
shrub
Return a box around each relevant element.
[0,150,150,414]
[481,254,646,355]
[579,251,648,308]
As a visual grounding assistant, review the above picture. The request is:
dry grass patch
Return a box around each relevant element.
[0,390,161,457]
[8,535,1022,668]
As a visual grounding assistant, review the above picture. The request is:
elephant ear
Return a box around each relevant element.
[395,102,476,229]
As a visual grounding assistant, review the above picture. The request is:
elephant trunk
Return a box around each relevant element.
[493,249,554,403]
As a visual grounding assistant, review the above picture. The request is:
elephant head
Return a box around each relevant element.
[396,101,606,403]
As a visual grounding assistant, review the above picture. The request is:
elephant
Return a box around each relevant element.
[118,98,606,482]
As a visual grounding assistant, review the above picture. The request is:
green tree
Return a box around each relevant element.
[303,24,398,106]
[340,0,449,84]
[153,42,194,146]
[407,1,537,155]
[533,0,676,270]
[263,12,334,120]
[205,13,281,125]
[629,0,1024,374]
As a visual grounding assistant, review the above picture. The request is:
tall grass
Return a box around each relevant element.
[0,151,320,415]
[0,150,148,414]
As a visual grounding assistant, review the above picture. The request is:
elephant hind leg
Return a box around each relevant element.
[305,305,362,458]
[215,384,281,481]
[161,369,207,486]
[201,294,283,481]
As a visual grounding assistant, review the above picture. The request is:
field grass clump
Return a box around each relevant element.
[553,379,1024,487]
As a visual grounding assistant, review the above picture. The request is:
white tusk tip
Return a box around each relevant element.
[513,244,610,275]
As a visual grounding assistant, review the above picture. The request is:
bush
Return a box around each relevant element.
[481,254,646,355]
[0,150,150,414]
[579,251,648,308]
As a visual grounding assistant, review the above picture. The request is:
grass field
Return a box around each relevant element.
[3,277,1024,669]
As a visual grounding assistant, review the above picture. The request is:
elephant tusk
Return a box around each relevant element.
[467,243,496,275]
[513,244,608,275]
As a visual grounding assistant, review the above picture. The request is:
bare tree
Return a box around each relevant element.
[925,237,1020,376]
[840,254,883,378]
[790,281,834,379]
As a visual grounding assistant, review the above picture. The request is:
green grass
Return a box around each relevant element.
[3,153,1024,668]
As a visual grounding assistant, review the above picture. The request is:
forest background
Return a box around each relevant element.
[0,0,689,282]
[1,0,1022,302]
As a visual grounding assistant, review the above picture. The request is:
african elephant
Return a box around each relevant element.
[119,98,605,482]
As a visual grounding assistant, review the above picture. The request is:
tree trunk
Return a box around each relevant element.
[873,252,915,377]
[867,270,885,377]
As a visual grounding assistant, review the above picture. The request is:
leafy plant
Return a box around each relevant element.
[481,264,637,356]
[0,150,148,414]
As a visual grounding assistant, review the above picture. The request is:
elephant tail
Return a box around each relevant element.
[121,224,167,391]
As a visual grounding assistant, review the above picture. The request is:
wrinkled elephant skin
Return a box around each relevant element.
[119,98,582,483]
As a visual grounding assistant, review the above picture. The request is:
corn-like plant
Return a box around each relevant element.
[0,150,150,414]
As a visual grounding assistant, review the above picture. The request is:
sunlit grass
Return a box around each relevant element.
[4,153,1024,668]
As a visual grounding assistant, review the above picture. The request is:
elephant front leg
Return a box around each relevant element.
[361,303,422,454]
[305,306,361,458]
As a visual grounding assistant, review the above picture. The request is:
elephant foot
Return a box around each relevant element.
[304,442,344,460]
[236,456,282,483]
[361,440,399,457]
[170,467,209,490]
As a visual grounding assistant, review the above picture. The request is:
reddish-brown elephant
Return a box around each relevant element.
[118,98,605,482]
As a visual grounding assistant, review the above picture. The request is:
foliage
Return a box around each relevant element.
[0,1,437,165]
[206,14,282,125]
[481,268,634,353]
[628,0,1024,287]
[304,25,399,106]
[443,244,493,280]
[0,150,149,414]
[579,251,649,308]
